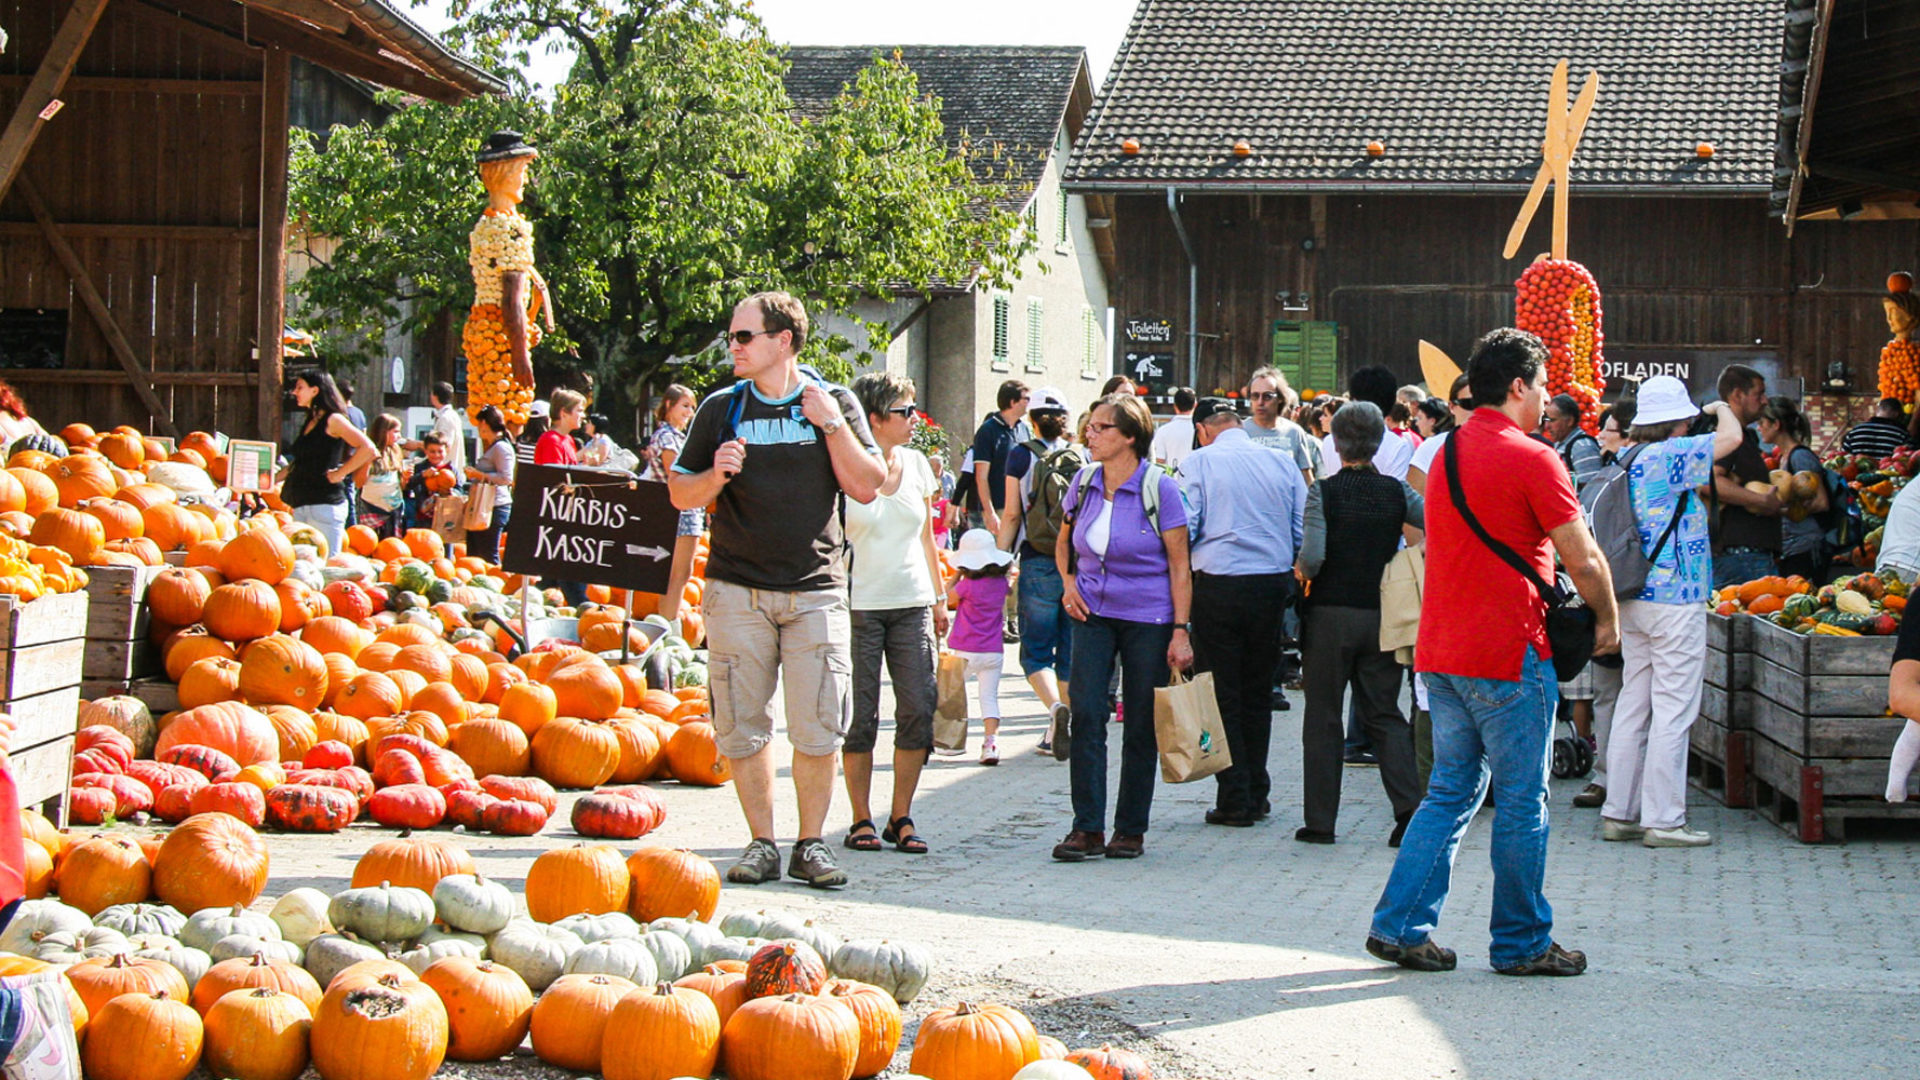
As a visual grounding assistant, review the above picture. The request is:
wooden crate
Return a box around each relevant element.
[82,565,162,642]
[1748,730,1919,842]
[129,677,179,715]
[1687,716,1751,808]
[0,592,87,648]
[82,638,160,684]
[10,734,74,824]
[0,638,86,699]
[80,678,131,701]
[1749,614,1899,675]
[1699,682,1755,729]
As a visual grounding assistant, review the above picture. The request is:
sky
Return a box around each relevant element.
[409,0,1136,91]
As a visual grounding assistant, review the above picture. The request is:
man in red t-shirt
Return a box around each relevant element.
[1367,328,1618,978]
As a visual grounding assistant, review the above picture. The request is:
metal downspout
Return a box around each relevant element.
[1165,186,1199,387]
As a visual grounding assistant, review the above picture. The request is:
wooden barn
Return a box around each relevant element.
[0,0,501,440]
[1065,0,1920,420]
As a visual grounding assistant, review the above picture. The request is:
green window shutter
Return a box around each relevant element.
[1271,321,1306,391]
[1057,187,1070,246]
[1272,320,1340,395]
[1081,306,1098,377]
[992,295,1010,369]
[1026,298,1045,370]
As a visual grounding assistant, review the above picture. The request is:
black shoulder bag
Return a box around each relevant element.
[1442,432,1596,682]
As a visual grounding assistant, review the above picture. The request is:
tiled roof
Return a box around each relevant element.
[782,45,1087,213]
[1066,0,1780,192]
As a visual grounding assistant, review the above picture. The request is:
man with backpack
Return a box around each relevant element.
[997,387,1082,757]
[1178,397,1308,827]
[670,291,885,890]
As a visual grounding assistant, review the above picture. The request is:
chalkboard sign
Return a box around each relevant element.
[501,463,680,593]
[0,309,67,369]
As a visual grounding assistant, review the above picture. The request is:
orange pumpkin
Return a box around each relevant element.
[9,467,56,515]
[79,497,144,541]
[156,701,280,766]
[48,455,115,507]
[549,658,622,721]
[238,634,329,708]
[221,527,295,585]
[202,580,283,642]
[165,630,237,682]
[177,655,245,708]
[665,721,731,787]
[29,506,104,565]
[624,847,721,923]
[151,812,271,912]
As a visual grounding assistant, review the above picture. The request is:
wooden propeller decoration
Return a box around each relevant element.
[1503,60,1601,261]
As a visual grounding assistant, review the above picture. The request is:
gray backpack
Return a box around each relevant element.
[1579,442,1688,598]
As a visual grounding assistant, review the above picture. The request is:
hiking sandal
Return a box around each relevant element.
[843,819,882,852]
[882,815,929,854]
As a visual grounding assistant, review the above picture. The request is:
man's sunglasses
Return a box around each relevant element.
[1251,390,1283,402]
[725,329,781,346]
[885,404,918,417]
[1452,398,1472,408]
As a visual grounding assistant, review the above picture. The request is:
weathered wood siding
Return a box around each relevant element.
[1104,191,1920,398]
[0,0,267,435]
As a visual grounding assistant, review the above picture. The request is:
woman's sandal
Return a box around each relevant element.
[843,819,882,852]
[881,816,929,854]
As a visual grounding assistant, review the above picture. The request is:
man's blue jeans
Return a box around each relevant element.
[1369,646,1558,971]
[1711,550,1777,590]
[1017,555,1072,679]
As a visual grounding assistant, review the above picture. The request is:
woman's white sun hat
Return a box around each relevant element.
[1632,375,1699,427]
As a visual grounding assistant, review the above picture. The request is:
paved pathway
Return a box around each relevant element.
[245,643,1920,1078]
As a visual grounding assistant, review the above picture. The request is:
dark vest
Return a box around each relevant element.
[1311,467,1407,610]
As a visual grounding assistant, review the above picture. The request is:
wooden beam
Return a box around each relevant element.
[256,46,291,440]
[244,0,349,34]
[1807,160,1920,198]
[122,0,261,59]
[0,0,113,206]
[14,176,181,437]
[162,0,464,104]
[0,221,257,241]
[0,74,260,95]
[1784,0,1837,232]
[0,370,259,386]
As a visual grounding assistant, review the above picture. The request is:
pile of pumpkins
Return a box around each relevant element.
[66,509,728,833]
[0,824,1049,1080]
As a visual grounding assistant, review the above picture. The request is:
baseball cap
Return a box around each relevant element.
[1030,386,1069,414]
[1190,397,1238,450]
[528,400,551,418]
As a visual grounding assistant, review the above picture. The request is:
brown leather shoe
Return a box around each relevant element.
[1051,830,1106,862]
[1103,834,1144,859]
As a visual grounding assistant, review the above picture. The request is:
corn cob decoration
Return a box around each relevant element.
[1879,340,1920,404]
[1515,258,1604,434]
[464,209,540,427]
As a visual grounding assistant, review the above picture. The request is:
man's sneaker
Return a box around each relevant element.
[787,838,849,888]
[1049,702,1071,761]
[725,838,781,884]
[1051,830,1106,862]
[1600,818,1645,842]
[1572,782,1607,809]
[1643,824,1712,848]
[1366,936,1457,972]
[1495,942,1587,977]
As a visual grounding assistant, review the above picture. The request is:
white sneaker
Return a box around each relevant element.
[1642,824,1712,848]
[979,738,999,766]
[1601,818,1645,842]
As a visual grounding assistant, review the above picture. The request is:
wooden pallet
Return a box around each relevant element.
[1748,731,1907,842]
[1687,717,1751,808]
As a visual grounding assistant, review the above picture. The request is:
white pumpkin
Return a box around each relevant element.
[302,932,383,989]
[554,912,641,944]
[94,903,186,939]
[268,888,335,946]
[830,939,934,1004]
[488,920,582,992]
[1013,1064,1096,1080]
[394,926,486,974]
[697,935,765,967]
[756,913,840,961]
[208,934,303,965]
[128,936,213,989]
[145,462,215,496]
[432,874,515,935]
[180,905,280,953]
[637,930,693,981]
[328,883,435,943]
[0,900,92,955]
[562,938,658,985]
[31,926,130,964]
[649,914,726,961]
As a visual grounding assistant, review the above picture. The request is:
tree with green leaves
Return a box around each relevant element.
[289,0,1029,417]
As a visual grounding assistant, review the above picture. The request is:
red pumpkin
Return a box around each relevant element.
[477,775,556,815]
[480,798,548,836]
[157,744,242,783]
[444,789,498,830]
[303,740,355,770]
[569,786,667,840]
[264,784,360,831]
[367,784,447,829]
[744,941,828,999]
[1065,1044,1156,1080]
[188,781,268,827]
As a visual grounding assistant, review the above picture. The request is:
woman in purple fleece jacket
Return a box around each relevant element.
[1052,393,1193,863]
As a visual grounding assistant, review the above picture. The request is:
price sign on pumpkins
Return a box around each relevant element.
[502,463,680,593]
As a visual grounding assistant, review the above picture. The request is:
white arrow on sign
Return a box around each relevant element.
[626,544,670,561]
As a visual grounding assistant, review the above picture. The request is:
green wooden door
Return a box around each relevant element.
[1272,320,1339,395]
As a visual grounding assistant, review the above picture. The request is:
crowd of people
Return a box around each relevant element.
[653,288,1920,980]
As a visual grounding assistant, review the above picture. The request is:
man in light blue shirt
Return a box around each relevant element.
[1180,398,1308,827]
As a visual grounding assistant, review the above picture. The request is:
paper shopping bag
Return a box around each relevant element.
[1154,669,1232,783]
[934,651,968,751]
[463,481,497,531]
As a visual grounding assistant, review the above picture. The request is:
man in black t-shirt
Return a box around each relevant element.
[670,291,884,890]
[968,381,1030,535]
[1709,364,1785,588]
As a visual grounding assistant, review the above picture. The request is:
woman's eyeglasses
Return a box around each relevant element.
[1086,421,1118,435]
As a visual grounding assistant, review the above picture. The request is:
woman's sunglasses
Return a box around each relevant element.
[885,404,917,417]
